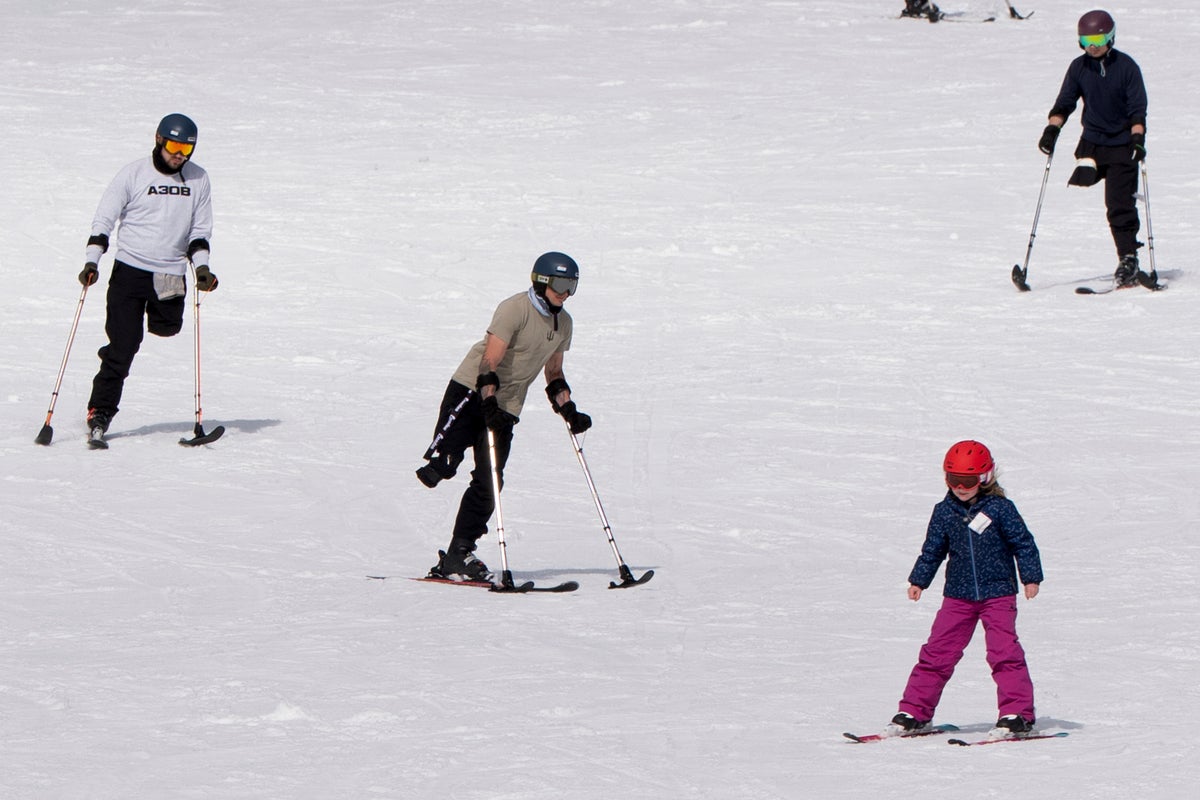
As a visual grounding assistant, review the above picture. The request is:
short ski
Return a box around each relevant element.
[87,429,108,450]
[844,724,959,743]
[948,731,1069,746]
[180,425,225,446]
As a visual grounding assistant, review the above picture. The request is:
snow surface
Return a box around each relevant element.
[2,1,1199,797]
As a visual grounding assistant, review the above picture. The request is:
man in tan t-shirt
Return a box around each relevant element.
[417,252,593,582]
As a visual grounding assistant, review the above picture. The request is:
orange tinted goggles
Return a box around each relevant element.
[163,139,195,156]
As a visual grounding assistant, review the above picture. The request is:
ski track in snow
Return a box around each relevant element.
[2,1,1200,798]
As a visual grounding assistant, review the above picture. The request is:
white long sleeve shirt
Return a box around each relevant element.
[89,156,213,276]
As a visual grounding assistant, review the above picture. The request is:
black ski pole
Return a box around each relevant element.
[35,284,91,445]
[1012,152,1054,292]
[1004,2,1028,20]
[562,421,653,589]
[180,268,225,446]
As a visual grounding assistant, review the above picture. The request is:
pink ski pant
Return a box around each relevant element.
[898,595,1035,722]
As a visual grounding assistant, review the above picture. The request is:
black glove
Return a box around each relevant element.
[1130,132,1146,163]
[480,395,516,431]
[195,265,219,292]
[79,262,99,287]
[1038,124,1060,155]
[558,400,592,434]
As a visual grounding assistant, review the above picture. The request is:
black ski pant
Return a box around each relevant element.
[423,380,516,550]
[88,261,185,416]
[1074,139,1141,258]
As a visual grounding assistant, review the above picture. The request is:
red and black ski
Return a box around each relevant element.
[844,724,958,743]
[948,731,1069,747]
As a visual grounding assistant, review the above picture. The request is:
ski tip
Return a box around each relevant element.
[1075,286,1099,294]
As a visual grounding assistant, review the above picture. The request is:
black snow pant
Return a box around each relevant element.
[422,380,516,550]
[87,261,186,417]
[1074,139,1141,258]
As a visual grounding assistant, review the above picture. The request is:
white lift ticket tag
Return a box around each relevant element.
[968,513,993,534]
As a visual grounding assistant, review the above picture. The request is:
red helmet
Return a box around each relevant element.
[1078,9,1115,36]
[944,440,995,483]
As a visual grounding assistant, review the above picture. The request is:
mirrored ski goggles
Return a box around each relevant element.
[545,276,578,296]
[1079,32,1113,48]
[945,473,981,489]
[163,139,195,156]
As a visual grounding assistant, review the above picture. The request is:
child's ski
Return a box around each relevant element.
[843,724,958,743]
[948,731,1069,746]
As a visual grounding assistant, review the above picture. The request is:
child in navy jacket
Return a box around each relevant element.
[890,441,1044,736]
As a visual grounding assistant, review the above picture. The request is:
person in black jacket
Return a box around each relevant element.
[1037,9,1148,287]
[889,441,1043,738]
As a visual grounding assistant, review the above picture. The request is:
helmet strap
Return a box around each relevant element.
[528,286,561,317]
[151,143,183,175]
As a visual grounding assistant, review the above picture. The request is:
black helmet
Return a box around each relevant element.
[157,113,198,144]
[531,251,580,297]
[1078,10,1115,47]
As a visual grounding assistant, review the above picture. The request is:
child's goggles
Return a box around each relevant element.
[163,139,195,156]
[945,473,981,489]
[1079,31,1114,48]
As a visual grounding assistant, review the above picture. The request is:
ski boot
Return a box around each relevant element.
[992,714,1035,737]
[888,712,930,735]
[1114,253,1141,288]
[87,408,111,450]
[428,541,494,583]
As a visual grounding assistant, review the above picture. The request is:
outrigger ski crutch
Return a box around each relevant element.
[34,284,91,445]
[180,263,225,446]
[1136,160,1165,291]
[1011,152,1053,292]
[562,421,654,589]
[484,427,579,593]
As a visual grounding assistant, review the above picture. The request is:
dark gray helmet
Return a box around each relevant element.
[157,113,198,144]
[531,251,580,296]
[1078,9,1114,36]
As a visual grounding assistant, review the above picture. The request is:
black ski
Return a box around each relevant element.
[939,14,998,23]
[901,12,995,23]
[87,429,108,450]
[948,731,1068,747]
[367,575,579,593]
[180,424,226,446]
[1076,271,1167,295]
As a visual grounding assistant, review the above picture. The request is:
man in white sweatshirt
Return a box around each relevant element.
[79,113,217,442]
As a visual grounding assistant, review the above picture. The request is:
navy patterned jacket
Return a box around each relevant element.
[908,492,1044,601]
